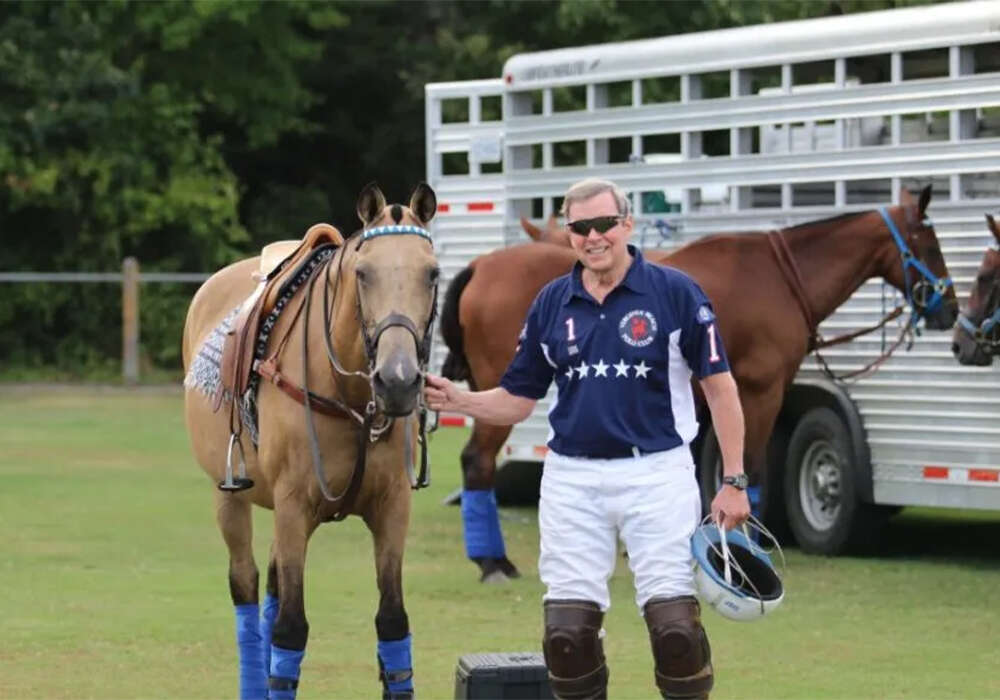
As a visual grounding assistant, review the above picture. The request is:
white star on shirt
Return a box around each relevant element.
[576,361,590,379]
[565,366,574,380]
[592,359,609,377]
[613,359,630,377]
[633,360,651,379]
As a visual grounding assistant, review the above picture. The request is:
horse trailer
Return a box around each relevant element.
[425,1,1000,553]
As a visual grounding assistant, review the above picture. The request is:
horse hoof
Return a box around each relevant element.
[497,556,522,579]
[480,569,510,584]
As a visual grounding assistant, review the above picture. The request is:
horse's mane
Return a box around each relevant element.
[782,210,871,233]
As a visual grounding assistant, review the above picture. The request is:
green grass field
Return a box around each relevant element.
[2,388,999,699]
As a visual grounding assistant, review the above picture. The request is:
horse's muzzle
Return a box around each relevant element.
[373,354,422,417]
[952,334,993,367]
[924,299,958,331]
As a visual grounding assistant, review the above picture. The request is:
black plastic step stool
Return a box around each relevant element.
[454,652,554,699]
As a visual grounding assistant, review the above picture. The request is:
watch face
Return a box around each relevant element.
[725,474,748,489]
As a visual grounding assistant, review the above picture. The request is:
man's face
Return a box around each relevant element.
[566,191,633,274]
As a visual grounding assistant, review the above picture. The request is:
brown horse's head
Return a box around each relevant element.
[881,185,958,331]
[521,214,572,247]
[952,214,1000,366]
[354,182,440,416]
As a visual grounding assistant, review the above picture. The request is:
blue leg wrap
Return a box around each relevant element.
[234,604,267,700]
[269,646,305,700]
[377,635,414,694]
[260,594,279,676]
[461,489,506,559]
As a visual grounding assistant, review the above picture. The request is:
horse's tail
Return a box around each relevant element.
[440,264,474,384]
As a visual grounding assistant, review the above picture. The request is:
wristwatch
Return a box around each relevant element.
[722,473,749,490]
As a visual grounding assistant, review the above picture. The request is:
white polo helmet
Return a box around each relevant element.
[691,515,785,622]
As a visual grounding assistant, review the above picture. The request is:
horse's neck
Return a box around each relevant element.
[784,213,895,323]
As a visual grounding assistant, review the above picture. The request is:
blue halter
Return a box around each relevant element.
[361,224,433,243]
[878,207,952,326]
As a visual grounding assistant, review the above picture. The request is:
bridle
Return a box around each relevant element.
[300,223,438,520]
[769,204,953,382]
[956,253,1000,355]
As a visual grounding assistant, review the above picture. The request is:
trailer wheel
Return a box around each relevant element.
[784,407,883,554]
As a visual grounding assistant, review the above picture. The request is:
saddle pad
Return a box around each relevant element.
[184,305,260,445]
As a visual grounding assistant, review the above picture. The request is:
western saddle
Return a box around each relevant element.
[217,223,344,412]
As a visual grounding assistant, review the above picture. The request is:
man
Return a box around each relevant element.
[425,178,749,699]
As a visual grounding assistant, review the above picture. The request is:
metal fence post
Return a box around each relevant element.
[122,257,140,384]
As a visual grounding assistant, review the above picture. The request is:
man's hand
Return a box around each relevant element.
[424,373,463,412]
[710,484,751,531]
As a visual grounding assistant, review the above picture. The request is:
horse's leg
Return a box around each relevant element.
[216,491,267,700]
[366,487,415,699]
[267,497,316,700]
[460,420,520,582]
[740,383,787,524]
[260,548,279,679]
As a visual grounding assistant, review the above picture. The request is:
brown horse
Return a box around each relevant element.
[953,214,1000,366]
[442,186,957,581]
[183,183,439,698]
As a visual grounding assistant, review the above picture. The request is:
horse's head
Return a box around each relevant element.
[520,214,572,247]
[881,185,958,331]
[354,182,440,417]
[952,214,1000,366]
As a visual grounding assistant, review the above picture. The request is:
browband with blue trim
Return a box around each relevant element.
[361,225,433,243]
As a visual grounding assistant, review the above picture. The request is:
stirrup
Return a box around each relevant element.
[218,433,255,492]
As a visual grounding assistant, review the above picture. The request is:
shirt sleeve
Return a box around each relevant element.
[678,278,730,378]
[499,294,555,399]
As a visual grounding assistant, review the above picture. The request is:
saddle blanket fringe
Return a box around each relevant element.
[184,305,260,444]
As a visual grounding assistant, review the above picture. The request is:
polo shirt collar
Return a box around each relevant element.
[565,245,648,305]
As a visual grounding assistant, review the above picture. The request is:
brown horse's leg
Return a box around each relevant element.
[268,496,316,699]
[741,385,786,524]
[460,421,521,582]
[366,487,415,699]
[215,491,267,699]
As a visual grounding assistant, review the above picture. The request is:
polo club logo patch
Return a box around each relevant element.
[696,304,715,324]
[619,310,657,347]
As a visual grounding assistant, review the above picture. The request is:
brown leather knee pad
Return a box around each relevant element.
[542,600,609,700]
[643,596,713,699]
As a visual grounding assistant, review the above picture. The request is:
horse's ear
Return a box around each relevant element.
[545,214,560,234]
[409,183,437,224]
[987,214,1000,247]
[357,182,387,226]
[918,184,933,217]
[521,216,543,241]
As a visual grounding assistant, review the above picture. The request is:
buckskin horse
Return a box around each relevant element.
[183,183,439,699]
[441,186,957,582]
[953,214,1000,366]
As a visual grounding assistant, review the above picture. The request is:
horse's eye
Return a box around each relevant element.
[429,267,440,285]
[356,266,371,284]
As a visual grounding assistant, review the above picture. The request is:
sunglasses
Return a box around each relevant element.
[566,215,625,236]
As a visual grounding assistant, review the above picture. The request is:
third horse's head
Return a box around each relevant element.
[952,214,1000,366]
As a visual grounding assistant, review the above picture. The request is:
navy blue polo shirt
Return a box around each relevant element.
[500,246,730,458]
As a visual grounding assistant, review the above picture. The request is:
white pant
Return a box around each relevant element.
[538,447,701,612]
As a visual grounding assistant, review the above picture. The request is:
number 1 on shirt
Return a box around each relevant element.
[707,323,720,362]
[565,317,576,342]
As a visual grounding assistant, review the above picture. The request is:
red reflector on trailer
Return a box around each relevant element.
[437,203,451,213]
[969,469,999,482]
[533,445,549,457]
[923,466,949,479]
[439,415,466,427]
[467,202,494,212]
